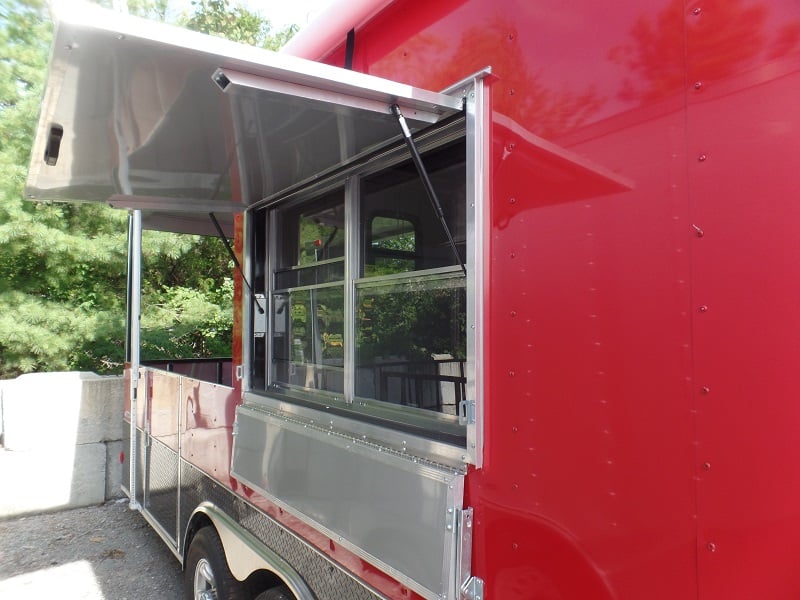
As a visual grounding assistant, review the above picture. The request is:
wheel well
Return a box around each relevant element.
[183,513,296,598]
[182,512,214,567]
[245,570,287,597]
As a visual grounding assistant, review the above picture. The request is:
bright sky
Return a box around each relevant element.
[245,0,336,29]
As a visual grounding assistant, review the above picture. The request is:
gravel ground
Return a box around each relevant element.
[0,500,183,599]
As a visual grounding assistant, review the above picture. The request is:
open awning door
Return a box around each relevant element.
[26,1,462,235]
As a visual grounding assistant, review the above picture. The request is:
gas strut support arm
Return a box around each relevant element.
[209,212,265,314]
[390,104,466,275]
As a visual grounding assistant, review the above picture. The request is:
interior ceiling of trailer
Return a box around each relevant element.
[25,4,460,235]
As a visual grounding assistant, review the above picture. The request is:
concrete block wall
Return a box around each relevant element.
[0,372,125,518]
[0,378,8,446]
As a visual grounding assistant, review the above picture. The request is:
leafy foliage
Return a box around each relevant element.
[356,281,466,364]
[140,281,234,359]
[0,0,296,378]
[183,0,298,50]
[93,0,171,20]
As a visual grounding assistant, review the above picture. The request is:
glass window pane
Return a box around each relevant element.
[275,259,345,290]
[272,286,345,394]
[274,190,345,271]
[372,216,416,251]
[361,140,466,275]
[296,205,345,266]
[261,134,469,438]
[365,215,417,276]
[355,275,466,415]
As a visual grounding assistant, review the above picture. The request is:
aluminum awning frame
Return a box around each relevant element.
[26,1,462,235]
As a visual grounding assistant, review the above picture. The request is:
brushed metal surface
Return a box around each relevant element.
[232,404,464,599]
[26,2,459,235]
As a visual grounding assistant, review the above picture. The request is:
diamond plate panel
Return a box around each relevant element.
[145,436,179,542]
[180,461,383,600]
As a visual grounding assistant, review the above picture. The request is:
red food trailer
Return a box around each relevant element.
[25,0,800,598]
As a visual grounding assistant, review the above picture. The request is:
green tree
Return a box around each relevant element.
[0,0,124,375]
[183,0,298,50]
[0,0,297,378]
[139,231,235,361]
[136,0,298,361]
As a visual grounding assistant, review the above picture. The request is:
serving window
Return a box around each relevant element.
[270,190,346,394]
[251,126,475,444]
[355,142,466,421]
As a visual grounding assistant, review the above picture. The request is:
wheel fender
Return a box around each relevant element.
[190,502,316,600]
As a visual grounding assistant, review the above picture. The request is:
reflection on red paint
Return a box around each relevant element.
[118,0,800,597]
[315,0,800,598]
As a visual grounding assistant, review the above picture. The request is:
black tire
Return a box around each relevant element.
[184,526,247,600]
[254,584,294,600]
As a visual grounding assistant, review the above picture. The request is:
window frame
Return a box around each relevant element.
[265,138,467,439]
[243,73,488,467]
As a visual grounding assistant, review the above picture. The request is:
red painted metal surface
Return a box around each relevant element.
[181,378,239,487]
[124,0,800,597]
[286,0,800,598]
[686,2,800,598]
[148,369,180,451]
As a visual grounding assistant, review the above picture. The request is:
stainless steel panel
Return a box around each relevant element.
[241,391,467,469]
[139,367,182,547]
[143,437,179,546]
[26,3,460,234]
[180,461,385,600]
[232,404,464,600]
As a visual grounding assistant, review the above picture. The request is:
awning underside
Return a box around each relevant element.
[25,3,461,234]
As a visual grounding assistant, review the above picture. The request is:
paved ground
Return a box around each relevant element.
[0,499,183,599]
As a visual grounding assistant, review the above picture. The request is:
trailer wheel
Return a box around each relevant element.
[184,526,246,600]
[254,585,293,600]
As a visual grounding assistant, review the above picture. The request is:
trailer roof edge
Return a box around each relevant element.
[282,0,396,60]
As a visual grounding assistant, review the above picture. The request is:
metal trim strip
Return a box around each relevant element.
[242,391,467,468]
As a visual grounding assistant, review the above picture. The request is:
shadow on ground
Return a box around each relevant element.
[0,500,182,599]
